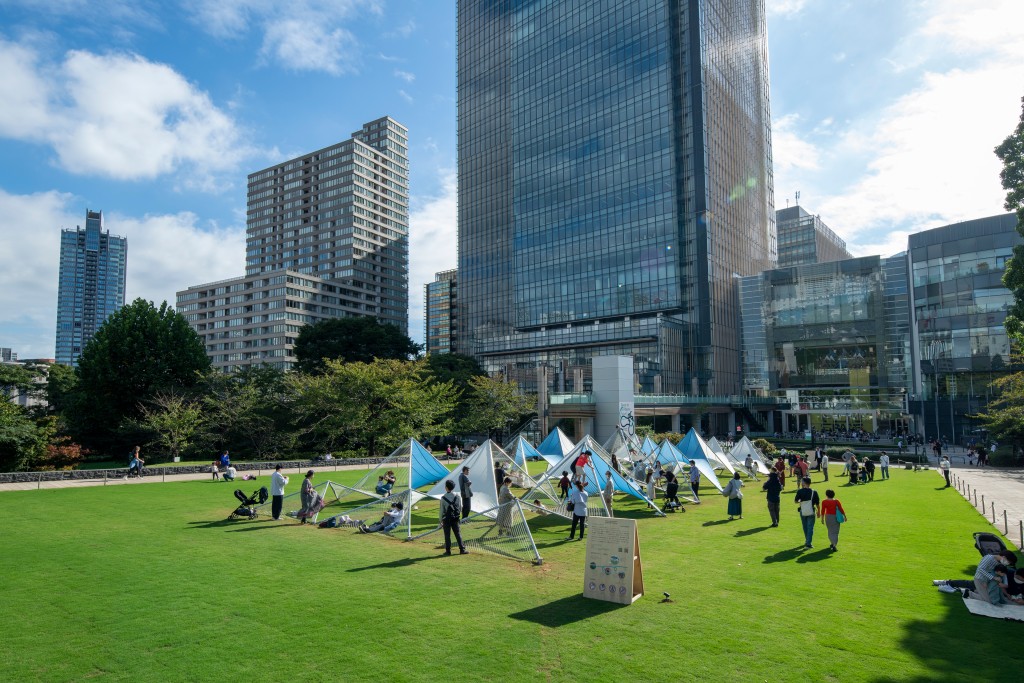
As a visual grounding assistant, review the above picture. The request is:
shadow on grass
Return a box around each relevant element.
[346,555,442,572]
[795,548,833,563]
[186,518,276,530]
[702,519,733,527]
[762,546,809,563]
[509,594,625,628]
[735,526,770,537]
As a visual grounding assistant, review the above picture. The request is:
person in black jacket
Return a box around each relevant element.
[440,480,468,555]
[458,466,473,519]
[762,470,782,527]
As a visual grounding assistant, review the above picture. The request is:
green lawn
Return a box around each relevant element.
[3,464,1021,682]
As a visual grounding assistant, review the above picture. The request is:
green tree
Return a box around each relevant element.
[71,299,210,451]
[459,375,535,440]
[128,393,205,463]
[44,363,78,416]
[0,402,45,471]
[201,365,295,459]
[293,316,421,375]
[0,363,42,395]
[424,353,486,428]
[995,96,1024,338]
[288,358,455,457]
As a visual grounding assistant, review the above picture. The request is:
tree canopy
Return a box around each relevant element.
[459,374,535,439]
[71,299,210,450]
[995,96,1024,339]
[293,316,421,374]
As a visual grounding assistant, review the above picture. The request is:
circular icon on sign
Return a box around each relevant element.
[610,555,620,565]
[619,586,627,595]
[604,567,611,575]
[589,582,596,591]
[618,571,626,579]
[589,561,597,570]
[599,584,606,592]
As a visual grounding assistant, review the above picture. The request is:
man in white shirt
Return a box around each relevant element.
[270,465,289,520]
[689,465,701,503]
[879,451,890,480]
[820,453,829,482]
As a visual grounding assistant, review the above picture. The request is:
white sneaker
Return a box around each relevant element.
[932,580,947,586]
[937,585,957,593]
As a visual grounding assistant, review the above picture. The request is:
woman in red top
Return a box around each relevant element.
[818,489,847,552]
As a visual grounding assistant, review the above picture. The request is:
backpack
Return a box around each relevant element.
[443,495,460,524]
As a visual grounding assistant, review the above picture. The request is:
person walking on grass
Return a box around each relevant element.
[819,489,847,552]
[458,465,473,519]
[820,452,829,482]
[880,451,890,480]
[270,465,288,520]
[762,470,782,527]
[496,476,514,537]
[440,480,468,555]
[689,464,701,503]
[940,455,951,487]
[794,477,820,549]
[602,470,615,516]
[723,471,744,520]
[566,481,589,540]
[297,470,321,524]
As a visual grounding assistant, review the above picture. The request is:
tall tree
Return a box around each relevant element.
[0,402,45,472]
[424,353,486,428]
[995,96,1024,338]
[201,365,295,460]
[288,358,455,457]
[128,393,205,463]
[293,316,421,375]
[459,375,535,440]
[71,299,210,451]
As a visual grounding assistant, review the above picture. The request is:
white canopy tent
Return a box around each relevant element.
[729,436,772,474]
[426,440,534,516]
[706,436,738,475]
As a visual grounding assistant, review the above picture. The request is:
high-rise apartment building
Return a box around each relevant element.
[245,116,410,332]
[457,0,775,408]
[775,205,852,268]
[425,270,457,355]
[55,210,127,366]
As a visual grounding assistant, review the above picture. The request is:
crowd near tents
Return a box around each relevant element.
[247,428,779,565]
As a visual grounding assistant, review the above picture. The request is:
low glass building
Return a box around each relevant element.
[908,214,1020,443]
[740,255,914,437]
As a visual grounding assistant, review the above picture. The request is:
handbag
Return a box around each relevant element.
[799,492,815,516]
[566,500,575,512]
[836,509,846,524]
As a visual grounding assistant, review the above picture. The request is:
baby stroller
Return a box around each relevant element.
[974,531,1008,557]
[230,487,269,520]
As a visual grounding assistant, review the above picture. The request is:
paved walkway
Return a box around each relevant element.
[943,464,1024,550]
[0,462,377,492]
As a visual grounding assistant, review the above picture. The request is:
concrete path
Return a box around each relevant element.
[0,462,377,493]
[944,464,1024,551]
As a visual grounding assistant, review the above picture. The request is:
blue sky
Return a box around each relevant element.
[1,0,1022,359]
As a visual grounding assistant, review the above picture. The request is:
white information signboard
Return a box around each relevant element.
[583,516,643,605]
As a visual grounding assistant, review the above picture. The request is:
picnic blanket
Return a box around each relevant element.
[962,595,1024,622]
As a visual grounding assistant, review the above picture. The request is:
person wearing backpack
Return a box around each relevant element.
[794,477,821,549]
[440,480,468,555]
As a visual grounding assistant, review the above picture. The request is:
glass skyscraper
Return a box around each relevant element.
[55,210,127,366]
[426,269,458,355]
[457,0,774,407]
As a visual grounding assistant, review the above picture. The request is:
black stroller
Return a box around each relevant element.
[974,531,1008,557]
[230,487,269,520]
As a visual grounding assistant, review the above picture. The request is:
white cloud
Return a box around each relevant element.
[394,69,415,83]
[187,0,383,74]
[766,0,811,17]
[0,37,255,184]
[0,187,245,359]
[407,170,457,346]
[398,89,413,104]
[770,0,1024,253]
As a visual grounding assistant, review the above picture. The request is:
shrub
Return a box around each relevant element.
[753,438,777,457]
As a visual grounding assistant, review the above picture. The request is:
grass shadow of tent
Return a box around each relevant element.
[509,594,626,628]
[409,500,542,564]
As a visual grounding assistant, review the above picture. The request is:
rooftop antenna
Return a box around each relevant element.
[795,190,801,207]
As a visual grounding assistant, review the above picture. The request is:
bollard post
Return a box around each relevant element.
[991,501,996,523]
[1005,509,1009,535]
[981,494,985,512]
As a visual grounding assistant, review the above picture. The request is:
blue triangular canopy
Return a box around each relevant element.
[640,436,659,455]
[511,436,544,466]
[536,427,574,465]
[676,429,724,492]
[654,439,690,467]
[410,440,451,489]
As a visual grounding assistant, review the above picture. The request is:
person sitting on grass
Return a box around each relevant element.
[359,502,404,534]
[224,465,237,482]
[934,550,1017,601]
[375,471,396,497]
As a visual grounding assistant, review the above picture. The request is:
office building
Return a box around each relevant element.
[425,269,457,355]
[908,214,1020,442]
[739,255,914,436]
[245,116,410,332]
[457,0,775,419]
[776,205,852,268]
[0,348,16,363]
[55,210,127,366]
